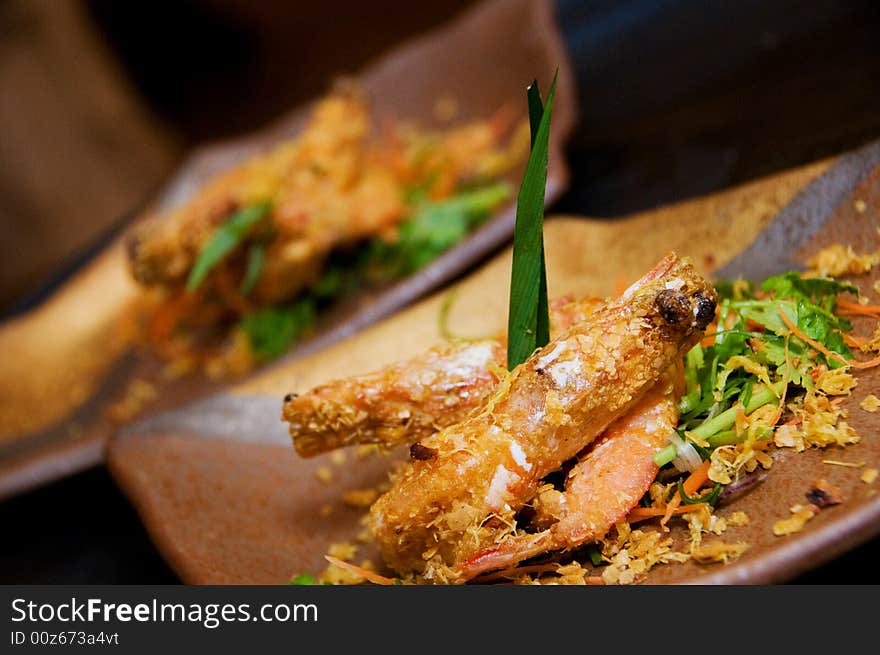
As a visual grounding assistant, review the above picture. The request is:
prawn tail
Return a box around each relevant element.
[456,531,555,580]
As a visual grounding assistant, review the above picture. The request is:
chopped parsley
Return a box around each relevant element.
[239,299,316,362]
[366,181,512,278]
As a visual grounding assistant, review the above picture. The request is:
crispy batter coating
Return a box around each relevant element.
[128,89,378,299]
[283,296,603,457]
[128,85,523,311]
[286,339,504,457]
[457,370,678,579]
[368,254,716,580]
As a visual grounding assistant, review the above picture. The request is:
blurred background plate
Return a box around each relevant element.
[108,141,880,583]
[0,0,576,501]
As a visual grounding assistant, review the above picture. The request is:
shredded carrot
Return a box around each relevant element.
[851,353,880,369]
[323,556,408,585]
[836,298,880,317]
[777,306,880,369]
[472,563,603,585]
[660,460,711,528]
[843,333,868,348]
[628,503,707,523]
[768,392,786,427]
[682,460,712,495]
[701,322,718,348]
[659,500,681,529]
[778,306,846,364]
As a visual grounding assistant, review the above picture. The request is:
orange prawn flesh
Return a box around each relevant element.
[368,254,716,582]
[457,370,678,579]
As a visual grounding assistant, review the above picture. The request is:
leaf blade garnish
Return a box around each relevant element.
[526,80,544,144]
[506,72,556,370]
[527,80,551,353]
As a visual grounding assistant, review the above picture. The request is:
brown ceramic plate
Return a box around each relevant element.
[0,0,576,500]
[109,140,880,584]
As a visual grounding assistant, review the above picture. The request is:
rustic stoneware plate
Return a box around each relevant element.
[0,0,576,500]
[109,140,880,584]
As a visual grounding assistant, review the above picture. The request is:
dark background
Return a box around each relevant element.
[85,0,880,216]
[1,0,879,582]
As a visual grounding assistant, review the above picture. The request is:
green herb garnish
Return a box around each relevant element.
[186,202,271,292]
[240,241,267,295]
[289,573,332,586]
[369,182,512,278]
[232,181,511,361]
[761,271,858,309]
[239,298,316,362]
[678,479,723,506]
[654,267,867,502]
[289,573,316,585]
[506,72,556,370]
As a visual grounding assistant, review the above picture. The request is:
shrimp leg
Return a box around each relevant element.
[456,371,679,579]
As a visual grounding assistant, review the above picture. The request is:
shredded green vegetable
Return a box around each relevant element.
[656,270,865,484]
[239,299,316,362]
[186,202,271,292]
[289,573,331,586]
[289,574,316,585]
[678,479,723,505]
[653,444,678,468]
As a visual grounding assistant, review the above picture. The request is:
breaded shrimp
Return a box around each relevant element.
[128,86,523,311]
[283,295,603,457]
[284,293,681,580]
[368,254,716,581]
[285,338,505,458]
[128,88,380,299]
[457,369,679,579]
